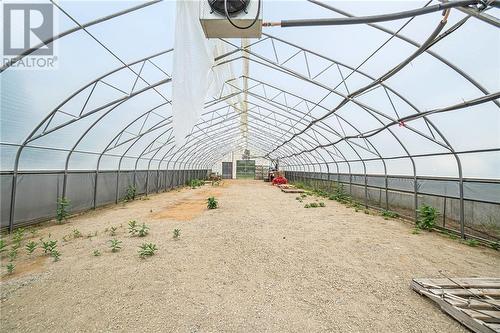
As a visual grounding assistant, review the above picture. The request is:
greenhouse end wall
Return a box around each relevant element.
[285,171,500,242]
[0,169,209,230]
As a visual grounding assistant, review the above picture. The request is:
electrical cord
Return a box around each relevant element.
[224,0,261,30]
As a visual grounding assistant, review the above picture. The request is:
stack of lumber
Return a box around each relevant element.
[412,277,500,333]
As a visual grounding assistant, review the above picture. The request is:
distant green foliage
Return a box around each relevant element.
[294,182,305,189]
[311,189,329,198]
[56,197,70,223]
[138,243,157,258]
[109,239,122,252]
[492,242,499,251]
[416,204,438,230]
[309,202,319,208]
[125,185,137,201]
[0,239,6,253]
[319,202,325,207]
[328,184,350,203]
[381,210,399,218]
[189,179,204,188]
[466,239,479,247]
[26,241,37,254]
[207,197,218,209]
[93,249,101,257]
[304,204,310,208]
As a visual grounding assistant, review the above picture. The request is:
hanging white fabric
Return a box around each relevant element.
[172,0,241,147]
[172,0,214,147]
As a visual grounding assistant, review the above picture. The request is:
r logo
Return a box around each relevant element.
[3,3,54,56]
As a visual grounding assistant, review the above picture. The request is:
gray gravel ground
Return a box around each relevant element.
[0,180,499,332]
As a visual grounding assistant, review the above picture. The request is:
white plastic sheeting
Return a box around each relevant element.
[172,0,241,146]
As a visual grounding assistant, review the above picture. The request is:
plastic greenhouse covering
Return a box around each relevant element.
[0,0,499,243]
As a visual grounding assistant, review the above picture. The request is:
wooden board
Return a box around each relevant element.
[412,277,500,333]
[280,188,305,193]
[277,185,305,193]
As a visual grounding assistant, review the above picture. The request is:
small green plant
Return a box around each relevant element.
[416,204,438,231]
[125,185,137,201]
[381,210,399,219]
[0,239,6,253]
[207,197,218,209]
[319,202,325,207]
[128,220,138,236]
[189,179,204,188]
[295,182,305,189]
[295,196,301,200]
[62,234,71,242]
[137,223,149,237]
[173,229,181,239]
[491,242,499,251]
[41,239,57,254]
[29,228,38,237]
[466,239,479,247]
[412,228,421,235]
[93,249,101,257]
[73,229,82,238]
[13,228,25,246]
[138,243,157,258]
[56,197,70,223]
[309,202,319,208]
[304,204,310,208]
[25,241,37,254]
[445,231,458,240]
[8,248,17,262]
[109,226,118,236]
[329,184,350,203]
[364,209,369,214]
[51,249,61,262]
[6,263,15,274]
[109,239,122,252]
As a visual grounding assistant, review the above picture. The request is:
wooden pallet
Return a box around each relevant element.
[412,277,500,333]
[277,185,305,193]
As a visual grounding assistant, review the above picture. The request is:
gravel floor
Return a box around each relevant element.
[1,180,499,332]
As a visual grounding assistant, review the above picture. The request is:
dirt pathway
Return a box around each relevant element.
[1,180,498,332]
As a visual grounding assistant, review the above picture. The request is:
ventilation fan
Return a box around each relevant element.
[200,0,262,38]
[208,0,250,17]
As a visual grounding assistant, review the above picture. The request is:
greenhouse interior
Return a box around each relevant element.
[0,0,499,332]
